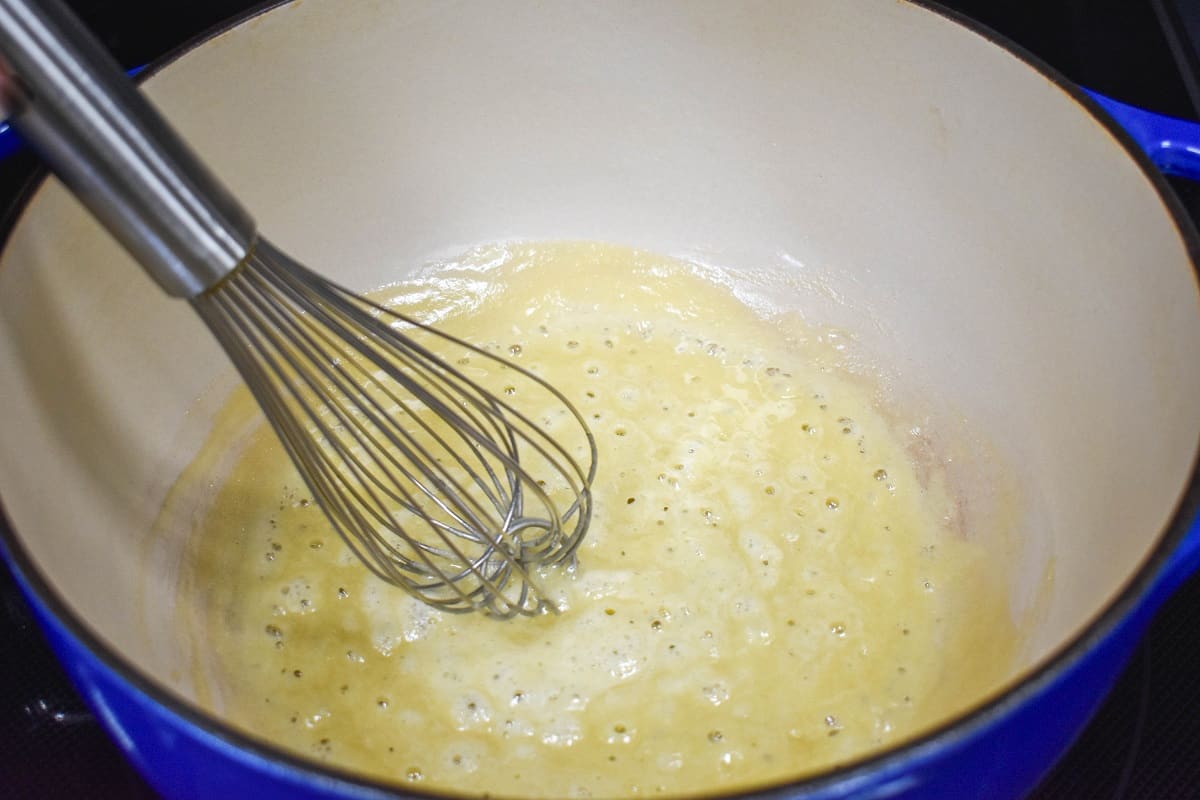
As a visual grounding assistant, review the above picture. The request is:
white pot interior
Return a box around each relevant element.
[0,0,1197,775]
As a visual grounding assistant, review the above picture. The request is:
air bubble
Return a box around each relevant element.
[874,468,888,481]
[508,344,523,357]
[701,683,729,706]
[830,623,846,637]
[825,497,840,510]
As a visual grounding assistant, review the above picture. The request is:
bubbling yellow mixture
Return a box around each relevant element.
[178,242,1017,798]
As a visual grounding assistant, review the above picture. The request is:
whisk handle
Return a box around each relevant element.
[0,0,254,297]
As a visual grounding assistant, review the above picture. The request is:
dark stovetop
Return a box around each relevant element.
[2,2,1199,798]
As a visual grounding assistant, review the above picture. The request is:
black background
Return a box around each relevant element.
[1,1,1198,798]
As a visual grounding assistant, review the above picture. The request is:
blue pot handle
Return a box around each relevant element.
[1162,516,1200,598]
[0,115,30,161]
[0,64,144,161]
[1086,89,1200,182]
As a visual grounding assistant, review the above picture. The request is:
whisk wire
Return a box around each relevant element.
[204,273,514,613]
[242,258,534,565]
[233,268,493,539]
[196,268,416,573]
[192,239,596,617]
[258,245,595,550]
[211,265,508,584]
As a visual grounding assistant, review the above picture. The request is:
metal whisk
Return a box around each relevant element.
[0,0,596,617]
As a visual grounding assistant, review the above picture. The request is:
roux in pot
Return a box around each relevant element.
[177,242,1017,797]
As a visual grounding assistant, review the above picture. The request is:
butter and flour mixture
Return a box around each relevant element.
[177,242,1017,797]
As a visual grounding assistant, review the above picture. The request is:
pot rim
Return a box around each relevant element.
[0,1,1197,798]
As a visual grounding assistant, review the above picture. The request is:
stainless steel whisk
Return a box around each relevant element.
[0,0,596,617]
